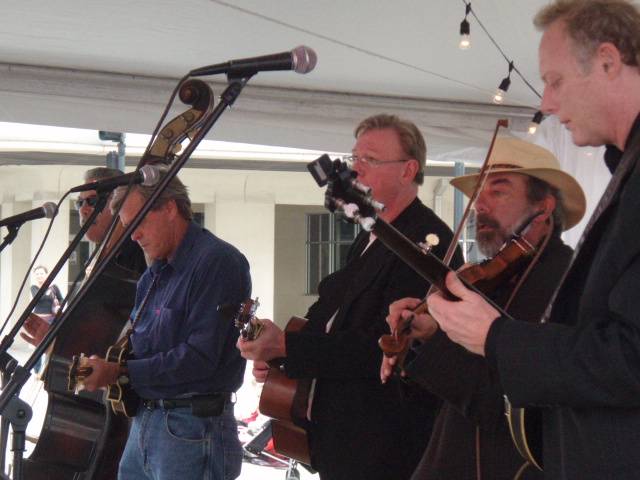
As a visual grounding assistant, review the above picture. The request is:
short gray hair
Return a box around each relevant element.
[110,167,193,221]
[83,167,125,183]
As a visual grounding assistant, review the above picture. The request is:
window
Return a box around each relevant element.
[459,215,483,264]
[306,213,361,294]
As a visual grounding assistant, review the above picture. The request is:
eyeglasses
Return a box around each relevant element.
[74,196,100,210]
[342,155,410,168]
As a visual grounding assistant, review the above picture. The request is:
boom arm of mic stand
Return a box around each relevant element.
[92,77,251,282]
[0,196,110,415]
[0,77,251,417]
[0,225,20,255]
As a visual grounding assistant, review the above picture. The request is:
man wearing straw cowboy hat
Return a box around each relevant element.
[383,137,586,480]
[428,0,640,478]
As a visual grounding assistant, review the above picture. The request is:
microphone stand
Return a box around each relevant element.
[0,74,251,478]
[0,194,110,479]
[70,75,252,307]
[0,226,20,255]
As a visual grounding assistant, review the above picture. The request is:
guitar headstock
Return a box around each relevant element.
[235,298,263,341]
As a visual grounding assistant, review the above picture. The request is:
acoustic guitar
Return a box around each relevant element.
[258,316,312,466]
[68,338,140,418]
[223,300,312,465]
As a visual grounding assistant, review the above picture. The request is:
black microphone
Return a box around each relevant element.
[190,45,317,77]
[70,165,161,193]
[0,202,57,228]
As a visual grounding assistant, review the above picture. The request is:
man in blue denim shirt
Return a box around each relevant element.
[83,169,251,480]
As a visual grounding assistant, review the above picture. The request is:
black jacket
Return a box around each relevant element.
[487,114,640,479]
[406,235,572,480]
[285,198,463,480]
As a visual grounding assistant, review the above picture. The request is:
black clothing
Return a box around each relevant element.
[30,284,63,315]
[406,235,572,480]
[115,237,147,275]
[486,114,640,479]
[284,198,464,480]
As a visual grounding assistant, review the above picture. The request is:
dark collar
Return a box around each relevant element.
[604,112,640,174]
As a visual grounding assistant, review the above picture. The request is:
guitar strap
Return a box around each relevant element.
[120,272,160,350]
[542,128,640,324]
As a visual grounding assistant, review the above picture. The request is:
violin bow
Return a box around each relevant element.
[380,119,509,371]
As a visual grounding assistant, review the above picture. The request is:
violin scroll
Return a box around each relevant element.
[379,300,430,359]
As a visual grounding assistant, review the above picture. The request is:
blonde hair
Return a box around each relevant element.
[535,0,640,74]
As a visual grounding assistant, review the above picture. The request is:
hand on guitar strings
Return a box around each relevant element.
[81,356,120,392]
[381,297,440,383]
[236,318,286,362]
[427,271,500,356]
[20,313,51,347]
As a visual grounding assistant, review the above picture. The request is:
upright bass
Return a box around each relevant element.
[22,79,214,480]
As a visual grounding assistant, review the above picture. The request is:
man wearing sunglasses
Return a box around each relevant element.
[21,167,147,347]
[75,167,147,273]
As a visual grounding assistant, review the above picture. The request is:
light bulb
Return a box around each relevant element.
[459,18,471,50]
[492,76,511,104]
[459,34,470,50]
[528,111,544,135]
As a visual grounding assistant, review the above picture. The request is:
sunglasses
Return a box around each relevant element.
[73,196,100,210]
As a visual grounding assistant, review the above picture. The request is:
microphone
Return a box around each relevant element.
[190,45,317,77]
[0,202,57,228]
[70,165,161,193]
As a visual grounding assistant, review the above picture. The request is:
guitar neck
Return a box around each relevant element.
[370,216,513,319]
[371,218,454,299]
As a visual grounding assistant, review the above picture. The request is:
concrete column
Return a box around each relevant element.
[0,201,15,323]
[210,202,275,321]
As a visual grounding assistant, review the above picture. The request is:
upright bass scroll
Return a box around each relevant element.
[23,79,217,480]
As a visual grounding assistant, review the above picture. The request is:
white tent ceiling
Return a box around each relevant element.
[0,0,550,163]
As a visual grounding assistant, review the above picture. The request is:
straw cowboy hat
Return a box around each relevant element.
[449,137,586,231]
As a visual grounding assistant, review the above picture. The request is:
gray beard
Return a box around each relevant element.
[476,208,536,258]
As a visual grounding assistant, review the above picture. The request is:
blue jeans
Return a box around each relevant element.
[118,402,242,480]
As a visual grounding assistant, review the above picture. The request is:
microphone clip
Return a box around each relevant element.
[307,154,386,221]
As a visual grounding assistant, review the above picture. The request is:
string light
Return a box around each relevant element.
[493,61,514,104]
[528,110,544,135]
[459,3,471,50]
[458,0,542,108]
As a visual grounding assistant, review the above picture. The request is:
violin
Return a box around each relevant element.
[378,233,535,360]
[375,118,511,368]
[378,204,547,361]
